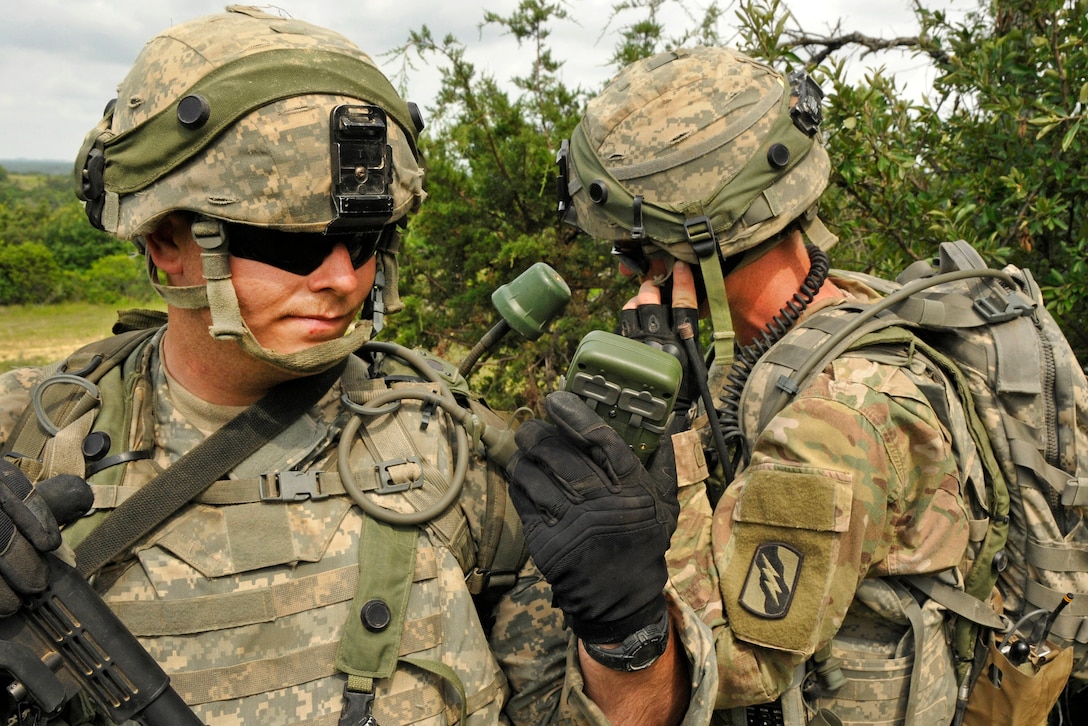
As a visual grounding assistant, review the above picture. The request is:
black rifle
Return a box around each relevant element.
[0,554,201,725]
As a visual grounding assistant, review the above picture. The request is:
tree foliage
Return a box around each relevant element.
[388,3,621,409]
[387,0,1088,410]
[741,0,1088,350]
[0,167,150,306]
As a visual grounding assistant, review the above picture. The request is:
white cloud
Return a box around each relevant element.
[0,0,965,162]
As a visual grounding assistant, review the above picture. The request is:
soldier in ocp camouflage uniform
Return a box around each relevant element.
[547,46,984,724]
[0,7,718,725]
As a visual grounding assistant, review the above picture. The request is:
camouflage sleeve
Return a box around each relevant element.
[0,365,50,451]
[708,355,969,708]
[488,556,569,723]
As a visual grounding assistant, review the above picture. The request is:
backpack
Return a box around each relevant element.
[735,240,1088,709]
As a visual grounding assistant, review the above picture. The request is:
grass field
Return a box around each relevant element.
[0,300,165,373]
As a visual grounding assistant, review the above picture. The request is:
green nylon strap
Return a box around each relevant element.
[1,328,158,482]
[335,515,418,680]
[73,359,347,578]
[401,656,468,725]
[343,658,468,725]
[566,91,816,246]
[695,250,736,368]
[103,48,418,195]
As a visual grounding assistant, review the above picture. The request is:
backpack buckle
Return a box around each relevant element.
[260,471,330,502]
[338,687,377,726]
[375,456,424,494]
[973,291,1035,324]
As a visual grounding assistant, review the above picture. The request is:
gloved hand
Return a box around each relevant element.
[505,390,679,644]
[0,459,93,616]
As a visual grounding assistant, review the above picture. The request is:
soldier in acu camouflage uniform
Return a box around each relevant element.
[550,46,985,724]
[0,7,719,725]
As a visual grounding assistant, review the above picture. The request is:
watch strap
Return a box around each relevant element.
[581,607,670,672]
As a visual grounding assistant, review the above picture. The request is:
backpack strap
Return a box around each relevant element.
[462,398,528,597]
[853,327,1011,681]
[744,312,1012,684]
[2,328,159,480]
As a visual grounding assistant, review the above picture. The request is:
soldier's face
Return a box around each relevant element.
[230,240,375,356]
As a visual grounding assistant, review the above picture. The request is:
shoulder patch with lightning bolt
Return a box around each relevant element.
[738,542,802,619]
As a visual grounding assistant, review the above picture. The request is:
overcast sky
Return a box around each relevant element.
[0,0,966,163]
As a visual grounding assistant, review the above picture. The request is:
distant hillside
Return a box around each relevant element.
[1,159,69,176]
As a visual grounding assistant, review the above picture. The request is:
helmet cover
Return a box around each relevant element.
[75,5,425,241]
[560,46,832,264]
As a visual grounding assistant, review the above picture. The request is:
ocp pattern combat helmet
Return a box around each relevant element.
[558,46,834,266]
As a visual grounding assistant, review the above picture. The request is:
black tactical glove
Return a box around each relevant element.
[505,390,679,644]
[0,459,93,617]
[620,303,701,411]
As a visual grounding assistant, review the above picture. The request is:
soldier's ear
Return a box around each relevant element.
[143,213,192,276]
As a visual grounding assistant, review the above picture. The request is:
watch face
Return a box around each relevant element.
[583,612,670,672]
[629,639,667,670]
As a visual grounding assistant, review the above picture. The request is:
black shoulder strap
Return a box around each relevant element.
[74,360,346,578]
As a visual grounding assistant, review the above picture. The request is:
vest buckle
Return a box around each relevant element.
[259,471,330,502]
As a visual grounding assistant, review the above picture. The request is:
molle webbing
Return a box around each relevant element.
[74,360,347,578]
[173,641,342,704]
[114,548,439,702]
[112,563,360,635]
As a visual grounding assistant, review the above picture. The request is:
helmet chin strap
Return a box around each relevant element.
[693,251,736,369]
[149,216,372,376]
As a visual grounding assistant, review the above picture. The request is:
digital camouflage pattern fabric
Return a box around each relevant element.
[559,46,832,263]
[77,5,424,240]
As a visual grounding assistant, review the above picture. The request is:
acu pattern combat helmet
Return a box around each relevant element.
[72,5,427,374]
[558,46,834,266]
[74,4,424,240]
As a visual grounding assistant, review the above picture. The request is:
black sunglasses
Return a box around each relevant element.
[224,223,389,276]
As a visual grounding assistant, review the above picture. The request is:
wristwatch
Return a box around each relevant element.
[581,608,670,672]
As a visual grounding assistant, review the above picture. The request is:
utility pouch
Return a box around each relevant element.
[963,634,1072,726]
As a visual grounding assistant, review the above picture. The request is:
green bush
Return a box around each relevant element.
[80,253,153,304]
[0,242,64,304]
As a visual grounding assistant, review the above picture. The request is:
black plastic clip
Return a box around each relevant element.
[556,139,572,219]
[338,687,378,726]
[972,292,1035,324]
[684,216,718,259]
[775,375,801,396]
